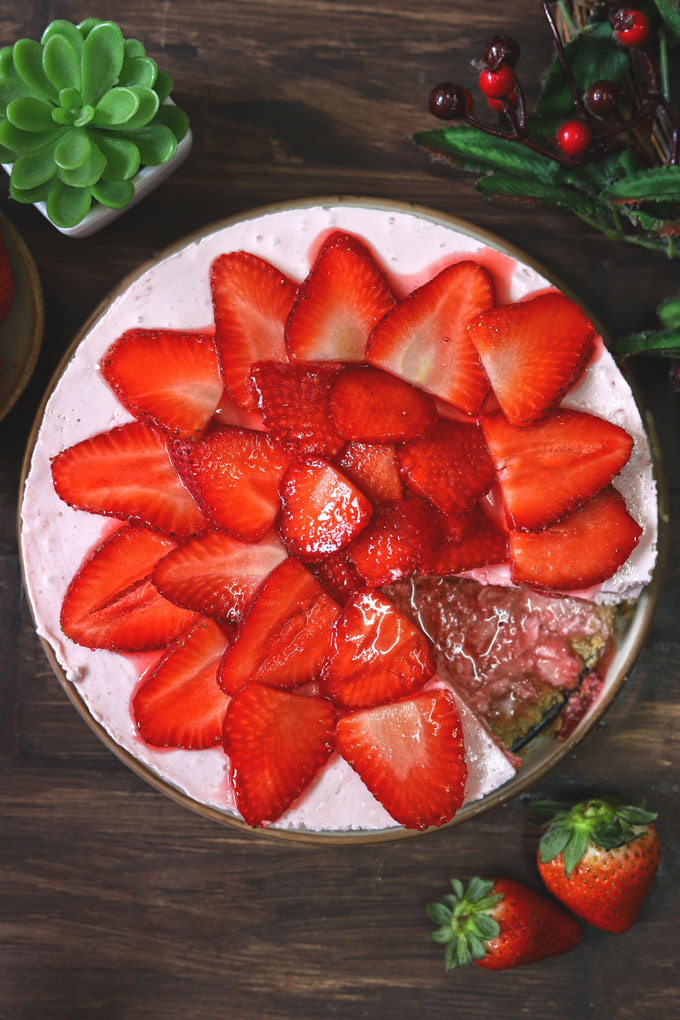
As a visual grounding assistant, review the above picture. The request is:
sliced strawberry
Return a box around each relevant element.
[286,231,396,362]
[335,688,468,829]
[52,421,207,538]
[398,419,496,516]
[0,232,14,322]
[467,292,597,427]
[321,590,434,710]
[336,442,404,502]
[481,409,633,531]
[217,558,340,695]
[211,251,298,410]
[419,507,508,575]
[100,329,223,439]
[347,498,439,586]
[367,261,494,414]
[213,389,266,432]
[278,456,372,561]
[328,365,438,442]
[509,486,642,590]
[61,524,198,651]
[170,426,292,541]
[314,549,365,605]
[152,530,287,624]
[223,684,336,826]
[250,360,344,456]
[132,618,231,749]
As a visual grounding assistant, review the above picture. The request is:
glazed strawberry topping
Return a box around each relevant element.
[467,292,596,427]
[321,590,435,709]
[286,230,396,362]
[367,260,494,413]
[211,251,298,410]
[278,456,373,561]
[335,688,468,830]
[250,360,344,457]
[132,618,231,749]
[52,233,646,830]
[152,530,287,624]
[101,328,223,440]
[61,524,198,651]
[223,684,337,827]
[482,409,634,531]
[52,421,208,538]
[328,364,438,442]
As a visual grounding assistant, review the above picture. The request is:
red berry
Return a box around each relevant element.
[610,8,651,46]
[556,119,592,157]
[478,65,516,100]
[484,34,520,70]
[487,88,517,113]
[585,79,618,117]
[428,82,468,120]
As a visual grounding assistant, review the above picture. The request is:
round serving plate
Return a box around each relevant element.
[17,196,669,844]
[0,210,43,423]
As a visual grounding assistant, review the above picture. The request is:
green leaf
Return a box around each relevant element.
[77,19,103,40]
[6,97,54,132]
[81,21,125,106]
[658,293,680,329]
[74,105,94,128]
[427,927,453,945]
[602,166,680,202]
[537,34,629,118]
[46,180,92,226]
[43,34,81,93]
[0,119,59,155]
[0,78,43,113]
[539,823,572,863]
[155,103,189,142]
[59,87,82,110]
[610,325,680,357]
[9,176,56,203]
[124,39,146,60]
[467,934,486,961]
[53,129,91,170]
[0,142,15,161]
[52,107,77,127]
[41,20,85,55]
[153,69,174,103]
[654,0,680,44]
[96,135,140,180]
[449,879,464,901]
[470,914,500,940]
[467,876,495,902]
[616,805,658,824]
[118,56,157,89]
[563,827,590,878]
[107,86,159,131]
[57,142,106,187]
[444,941,459,970]
[0,46,16,79]
[13,38,58,101]
[414,125,558,183]
[475,173,602,214]
[11,148,57,189]
[91,178,135,209]
[92,87,140,127]
[626,208,680,235]
[426,902,452,925]
[127,123,176,165]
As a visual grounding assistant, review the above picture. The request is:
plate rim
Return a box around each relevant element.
[16,195,670,845]
[0,209,44,424]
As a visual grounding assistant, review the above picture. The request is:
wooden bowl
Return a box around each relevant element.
[0,210,43,423]
[17,197,669,843]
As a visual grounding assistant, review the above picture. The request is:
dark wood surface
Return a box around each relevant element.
[1,3,678,1017]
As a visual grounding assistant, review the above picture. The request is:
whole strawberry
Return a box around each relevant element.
[536,797,660,933]
[427,876,581,970]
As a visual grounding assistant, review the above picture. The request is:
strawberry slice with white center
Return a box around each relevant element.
[286,231,396,362]
[170,426,293,541]
[328,364,438,442]
[100,328,223,440]
[398,419,496,516]
[321,590,435,710]
[467,292,597,427]
[314,548,365,605]
[217,558,341,695]
[347,498,440,586]
[51,421,207,538]
[223,683,337,827]
[61,524,198,651]
[509,486,642,590]
[152,530,287,624]
[132,618,232,749]
[336,442,404,502]
[419,507,508,576]
[335,688,468,830]
[481,409,634,531]
[250,360,344,457]
[279,456,372,561]
[367,260,494,414]
[211,251,298,411]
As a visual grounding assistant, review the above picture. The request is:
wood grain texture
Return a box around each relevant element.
[1,2,679,1018]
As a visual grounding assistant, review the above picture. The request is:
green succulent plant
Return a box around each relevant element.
[0,18,189,228]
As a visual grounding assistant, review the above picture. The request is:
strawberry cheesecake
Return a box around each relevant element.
[20,201,658,834]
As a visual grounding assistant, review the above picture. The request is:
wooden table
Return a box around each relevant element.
[2,3,678,1017]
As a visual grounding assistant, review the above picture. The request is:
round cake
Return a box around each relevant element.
[20,200,659,835]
